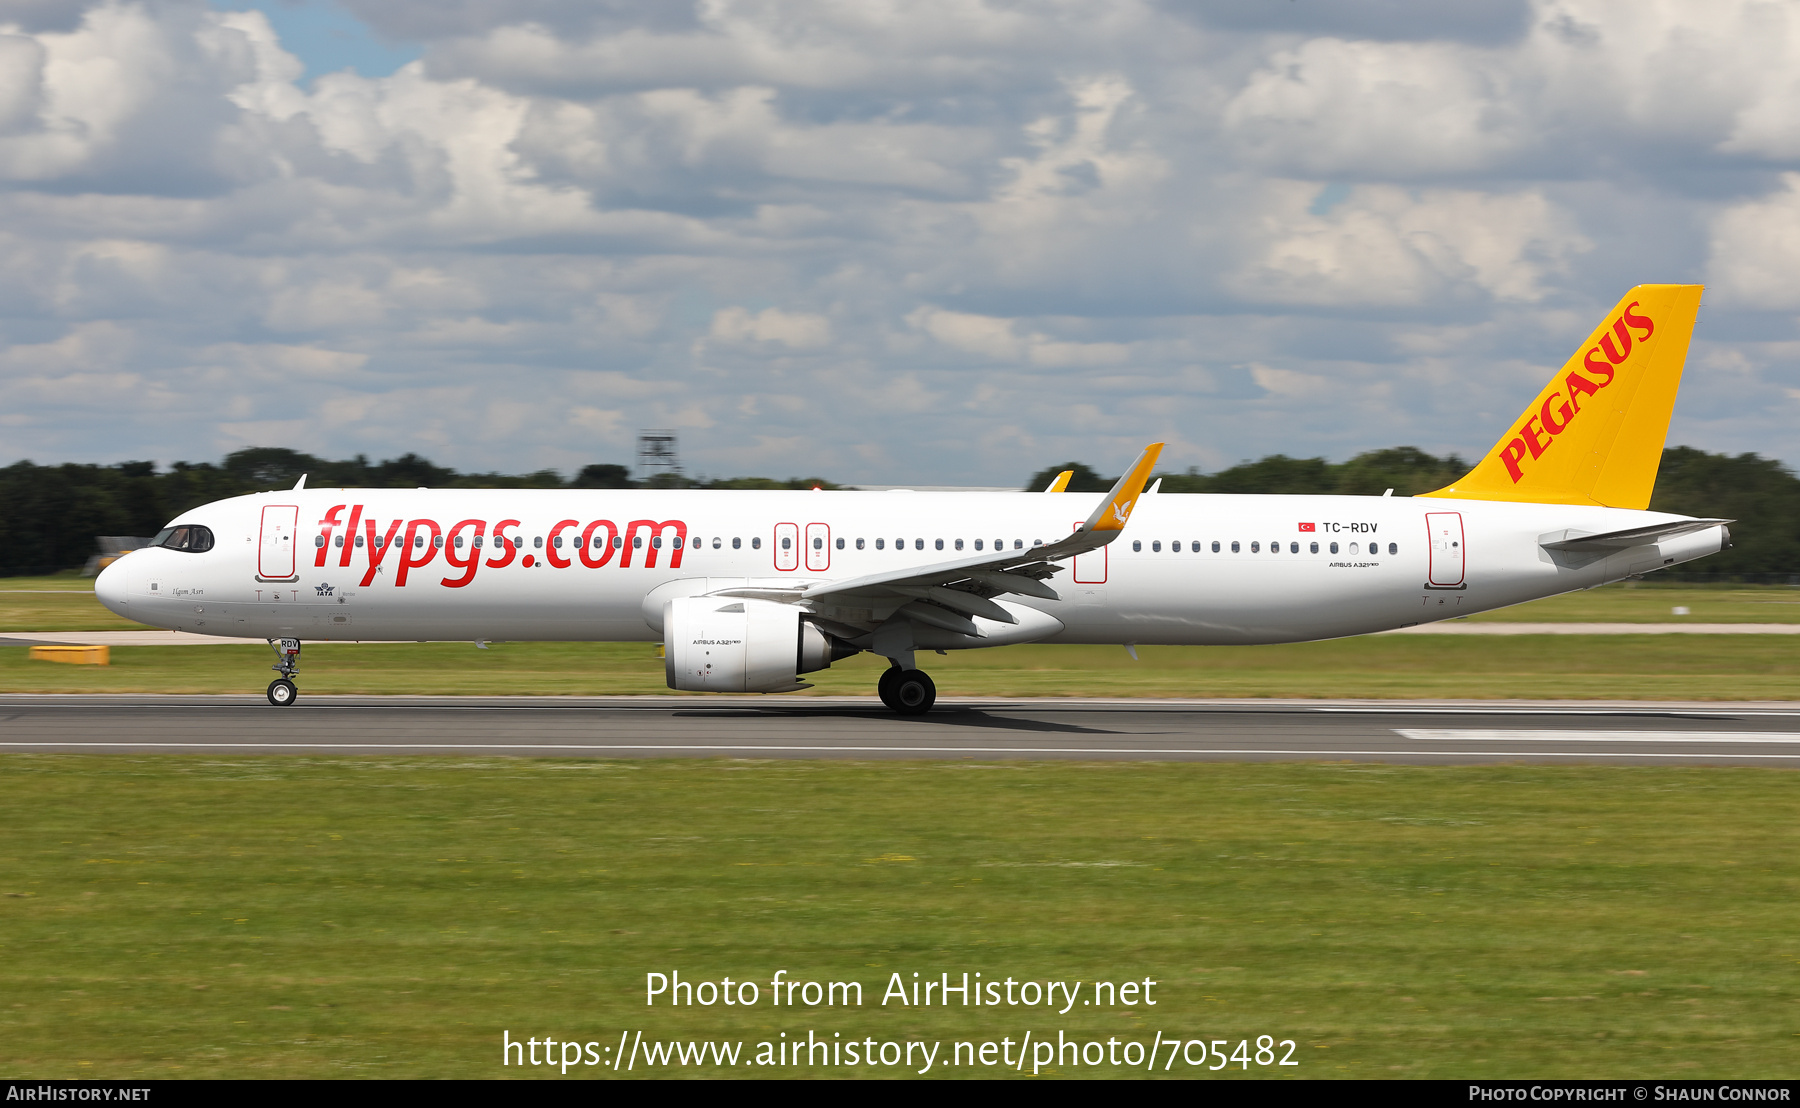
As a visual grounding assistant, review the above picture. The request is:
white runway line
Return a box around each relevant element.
[1397,729,1800,744]
[1381,622,1800,634]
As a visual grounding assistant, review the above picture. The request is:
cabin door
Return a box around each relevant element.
[259,504,299,578]
[1425,511,1465,588]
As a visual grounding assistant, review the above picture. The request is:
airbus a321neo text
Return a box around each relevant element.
[97,285,1727,713]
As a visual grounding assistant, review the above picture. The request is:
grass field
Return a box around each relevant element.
[0,755,1793,1078]
[1,635,1799,699]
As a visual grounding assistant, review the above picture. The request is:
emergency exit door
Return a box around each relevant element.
[259,504,299,578]
[1425,511,1465,588]
[805,523,831,571]
[773,522,799,571]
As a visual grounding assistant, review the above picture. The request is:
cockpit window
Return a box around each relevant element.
[154,525,215,552]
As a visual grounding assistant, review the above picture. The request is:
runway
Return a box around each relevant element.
[5,695,1800,765]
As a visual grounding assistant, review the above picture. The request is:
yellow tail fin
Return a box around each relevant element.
[1421,284,1702,510]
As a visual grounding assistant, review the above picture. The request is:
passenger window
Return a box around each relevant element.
[634,536,643,549]
[781,537,791,550]
[876,538,885,550]
[1013,540,1023,549]
[1033,539,1043,546]
[474,536,484,548]
[1290,542,1298,554]
[1211,541,1219,553]
[1349,542,1359,554]
[333,534,344,548]
[812,537,822,550]
[1132,540,1141,552]
[915,538,925,550]
[1151,540,1160,552]
[356,535,365,548]
[713,538,722,549]
[935,539,944,551]
[1251,541,1260,553]
[314,535,325,547]
[551,535,562,548]
[674,536,683,549]
[974,539,983,551]
[752,537,761,549]
[533,536,543,549]
[653,537,663,549]
[836,538,844,550]
[954,539,963,551]
[614,536,624,549]
[1389,542,1397,555]
[1330,542,1339,554]
[434,535,443,548]
[855,538,864,550]
[416,535,426,549]
[731,537,740,549]
[1310,541,1318,553]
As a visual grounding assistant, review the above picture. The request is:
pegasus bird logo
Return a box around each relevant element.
[1112,499,1133,524]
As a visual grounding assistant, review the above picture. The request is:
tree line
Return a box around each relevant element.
[0,444,1790,577]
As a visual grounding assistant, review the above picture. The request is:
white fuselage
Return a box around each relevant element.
[93,488,1723,646]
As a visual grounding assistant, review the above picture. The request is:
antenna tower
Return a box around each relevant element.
[636,429,681,482]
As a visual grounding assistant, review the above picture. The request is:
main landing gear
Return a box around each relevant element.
[267,637,301,706]
[877,664,936,716]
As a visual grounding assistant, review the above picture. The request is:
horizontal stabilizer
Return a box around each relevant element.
[1539,518,1731,552]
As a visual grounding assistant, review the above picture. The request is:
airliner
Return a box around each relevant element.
[95,285,1727,713]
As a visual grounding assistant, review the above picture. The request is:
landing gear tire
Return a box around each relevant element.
[891,669,935,716]
[877,666,902,709]
[267,678,298,707]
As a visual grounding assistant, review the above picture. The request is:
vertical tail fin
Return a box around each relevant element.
[1421,284,1702,510]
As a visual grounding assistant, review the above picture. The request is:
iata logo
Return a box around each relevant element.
[1498,302,1655,483]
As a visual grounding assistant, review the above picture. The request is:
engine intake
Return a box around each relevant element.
[664,596,856,692]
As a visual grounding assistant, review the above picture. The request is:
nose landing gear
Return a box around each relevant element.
[876,664,935,715]
[266,637,301,706]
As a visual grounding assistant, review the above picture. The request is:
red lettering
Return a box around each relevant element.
[580,519,618,568]
[395,519,442,587]
[336,504,363,568]
[1599,318,1632,364]
[1563,370,1600,413]
[1540,390,1572,435]
[1520,415,1552,460]
[485,519,520,569]
[621,520,687,569]
[1499,437,1530,482]
[1583,347,1616,385]
[315,505,346,567]
[441,519,486,588]
[359,518,404,587]
[546,519,579,569]
[1621,300,1654,342]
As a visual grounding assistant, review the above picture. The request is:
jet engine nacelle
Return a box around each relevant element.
[664,595,854,692]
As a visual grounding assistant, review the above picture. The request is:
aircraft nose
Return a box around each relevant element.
[94,557,129,616]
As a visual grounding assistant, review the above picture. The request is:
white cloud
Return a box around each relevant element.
[709,305,831,348]
[0,0,1796,480]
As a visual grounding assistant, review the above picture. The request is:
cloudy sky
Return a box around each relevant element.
[2,0,1799,484]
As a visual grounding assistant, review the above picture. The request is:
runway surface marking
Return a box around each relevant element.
[1397,729,1800,745]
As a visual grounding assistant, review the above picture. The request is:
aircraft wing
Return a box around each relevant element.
[1539,518,1732,552]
